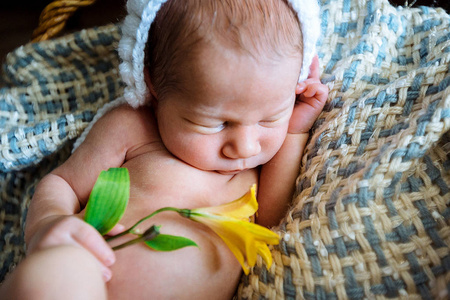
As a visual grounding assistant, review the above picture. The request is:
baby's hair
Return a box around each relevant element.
[145,0,302,100]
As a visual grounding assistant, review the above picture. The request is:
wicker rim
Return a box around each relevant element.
[32,0,98,42]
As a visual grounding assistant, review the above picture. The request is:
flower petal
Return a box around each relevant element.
[218,232,249,275]
[183,185,279,275]
[190,215,279,274]
[233,219,280,245]
[199,217,252,273]
[245,235,258,267]
[194,184,258,219]
[256,241,273,269]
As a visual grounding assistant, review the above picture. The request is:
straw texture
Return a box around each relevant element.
[32,0,98,42]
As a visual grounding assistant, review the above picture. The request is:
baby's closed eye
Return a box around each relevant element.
[184,118,226,134]
[258,118,283,128]
[258,110,292,128]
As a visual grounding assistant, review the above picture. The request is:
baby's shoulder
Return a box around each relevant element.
[86,104,161,154]
[102,104,157,132]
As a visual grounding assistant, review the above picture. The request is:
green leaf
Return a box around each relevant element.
[145,234,198,251]
[84,168,130,235]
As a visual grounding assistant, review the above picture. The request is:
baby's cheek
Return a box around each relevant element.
[182,136,218,165]
[262,130,287,158]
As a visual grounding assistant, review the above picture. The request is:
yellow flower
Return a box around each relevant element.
[180,185,280,275]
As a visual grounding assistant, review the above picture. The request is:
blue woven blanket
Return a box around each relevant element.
[0,24,124,281]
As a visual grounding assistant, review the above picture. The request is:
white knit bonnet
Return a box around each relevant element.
[118,0,321,108]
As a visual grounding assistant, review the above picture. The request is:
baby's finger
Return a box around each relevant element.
[296,82,307,94]
[100,265,113,282]
[301,82,328,100]
[72,222,116,268]
[307,55,320,80]
[296,78,321,95]
[27,216,116,271]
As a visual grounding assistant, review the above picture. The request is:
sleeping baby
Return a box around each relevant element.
[1,0,328,299]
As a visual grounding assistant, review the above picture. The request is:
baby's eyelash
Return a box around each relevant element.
[185,118,226,133]
[261,119,278,123]
[259,118,281,127]
[208,123,226,129]
[260,108,292,127]
[197,123,226,134]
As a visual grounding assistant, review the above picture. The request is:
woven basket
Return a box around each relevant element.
[32,0,98,42]
[1,1,449,299]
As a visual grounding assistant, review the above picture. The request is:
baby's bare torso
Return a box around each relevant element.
[122,143,258,222]
[103,108,258,299]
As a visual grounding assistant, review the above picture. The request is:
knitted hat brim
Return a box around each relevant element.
[119,0,321,108]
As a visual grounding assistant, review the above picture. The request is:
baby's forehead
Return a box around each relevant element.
[146,0,304,101]
[177,45,301,103]
[158,0,302,58]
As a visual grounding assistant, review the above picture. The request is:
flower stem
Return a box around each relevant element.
[112,236,145,251]
[105,207,183,242]
[112,225,160,251]
[105,228,131,242]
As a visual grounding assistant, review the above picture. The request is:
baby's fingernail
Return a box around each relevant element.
[296,83,306,92]
[103,268,112,282]
[104,254,115,266]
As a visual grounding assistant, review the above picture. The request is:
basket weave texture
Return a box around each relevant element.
[238,0,450,299]
[0,0,449,298]
[0,23,122,281]
[32,0,98,42]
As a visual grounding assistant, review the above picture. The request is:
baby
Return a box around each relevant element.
[1,0,327,299]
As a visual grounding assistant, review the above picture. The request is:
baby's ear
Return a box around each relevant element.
[144,67,158,108]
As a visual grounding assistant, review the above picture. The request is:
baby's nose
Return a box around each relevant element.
[222,126,261,159]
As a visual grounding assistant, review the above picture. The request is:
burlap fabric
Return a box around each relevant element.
[1,0,449,299]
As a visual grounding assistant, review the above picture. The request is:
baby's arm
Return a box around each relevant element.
[25,105,157,278]
[257,56,328,227]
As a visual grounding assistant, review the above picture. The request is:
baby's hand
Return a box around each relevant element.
[289,55,328,134]
[26,215,115,281]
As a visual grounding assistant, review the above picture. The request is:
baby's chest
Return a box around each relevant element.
[120,153,258,224]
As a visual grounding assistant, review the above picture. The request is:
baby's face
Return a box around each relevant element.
[155,44,302,175]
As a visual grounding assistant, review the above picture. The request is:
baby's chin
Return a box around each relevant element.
[215,169,250,176]
[189,157,269,175]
